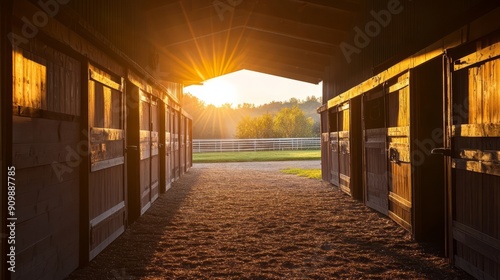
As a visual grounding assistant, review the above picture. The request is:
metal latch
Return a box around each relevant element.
[389,147,400,163]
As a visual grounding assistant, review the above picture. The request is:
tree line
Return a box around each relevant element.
[236,106,315,138]
[182,93,321,139]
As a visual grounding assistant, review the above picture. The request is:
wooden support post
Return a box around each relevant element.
[79,61,90,266]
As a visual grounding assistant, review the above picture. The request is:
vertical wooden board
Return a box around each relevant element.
[88,81,95,127]
[103,87,112,128]
[140,100,150,130]
[23,55,33,108]
[140,159,151,209]
[469,67,482,124]
[151,156,159,200]
[94,84,104,127]
[330,135,340,186]
[365,144,388,214]
[482,59,499,124]
[59,65,66,115]
[453,169,480,230]
[13,48,24,106]
[46,61,54,112]
[481,174,500,239]
[53,63,61,113]
[398,87,410,127]
[111,89,121,129]
[88,165,124,219]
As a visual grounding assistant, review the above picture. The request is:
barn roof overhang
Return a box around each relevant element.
[140,0,362,85]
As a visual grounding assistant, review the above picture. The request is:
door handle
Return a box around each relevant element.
[431,147,451,156]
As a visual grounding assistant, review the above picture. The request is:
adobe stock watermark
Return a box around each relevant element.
[212,0,242,21]
[340,0,407,63]
[8,0,70,48]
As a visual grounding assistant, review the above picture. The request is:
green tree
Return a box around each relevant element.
[236,116,257,139]
[256,113,275,138]
[273,105,314,138]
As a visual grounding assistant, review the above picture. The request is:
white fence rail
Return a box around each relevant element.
[193,138,321,153]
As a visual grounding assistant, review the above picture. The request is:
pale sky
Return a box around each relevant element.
[184,70,323,107]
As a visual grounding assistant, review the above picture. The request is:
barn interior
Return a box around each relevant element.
[1,0,499,279]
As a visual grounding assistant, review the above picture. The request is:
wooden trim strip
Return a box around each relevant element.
[316,104,328,113]
[458,149,500,162]
[338,131,350,138]
[364,141,385,148]
[388,75,409,93]
[140,91,151,103]
[140,201,151,216]
[454,41,500,71]
[327,28,466,109]
[452,159,500,177]
[454,255,497,280]
[453,222,500,253]
[89,201,125,228]
[91,157,125,172]
[365,128,386,137]
[452,124,500,137]
[13,105,80,122]
[387,126,410,137]
[339,102,350,111]
[388,211,412,231]
[89,226,124,261]
[340,185,351,196]
[89,69,122,92]
[340,173,351,183]
[127,70,153,94]
[388,192,412,211]
[90,127,124,142]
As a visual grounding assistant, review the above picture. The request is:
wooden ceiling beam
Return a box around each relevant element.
[288,0,360,13]
[148,8,346,47]
[242,63,322,84]
[243,56,325,78]
[244,50,327,72]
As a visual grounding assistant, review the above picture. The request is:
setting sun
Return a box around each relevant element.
[185,78,237,107]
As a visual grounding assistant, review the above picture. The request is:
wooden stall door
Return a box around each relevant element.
[173,110,180,179]
[363,91,388,215]
[328,108,339,186]
[330,132,340,186]
[164,106,172,190]
[448,42,500,280]
[180,114,186,175]
[150,99,160,202]
[139,92,160,215]
[338,103,351,195]
[186,118,192,170]
[88,68,126,260]
[386,72,412,231]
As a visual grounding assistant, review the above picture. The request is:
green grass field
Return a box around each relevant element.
[193,150,321,163]
[280,168,322,180]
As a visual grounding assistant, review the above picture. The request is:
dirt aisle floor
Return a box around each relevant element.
[67,161,471,280]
